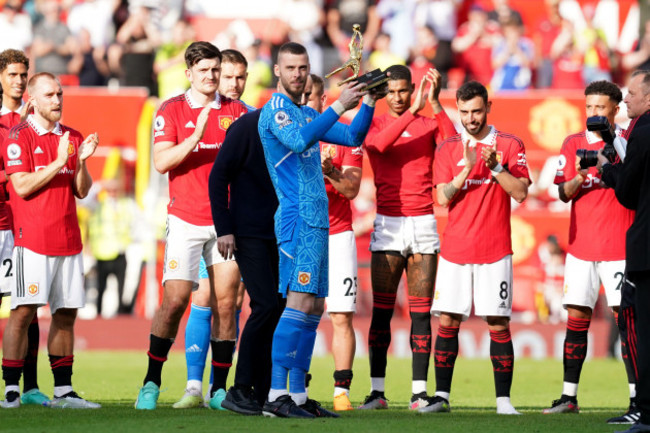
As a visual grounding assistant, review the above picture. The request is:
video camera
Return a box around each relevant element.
[576,116,617,169]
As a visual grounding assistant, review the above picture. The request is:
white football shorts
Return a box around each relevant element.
[370,213,440,257]
[562,253,624,309]
[432,254,513,321]
[0,230,14,296]
[326,230,358,313]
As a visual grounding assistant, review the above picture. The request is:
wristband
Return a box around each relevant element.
[490,163,504,177]
[330,100,345,116]
[363,94,376,107]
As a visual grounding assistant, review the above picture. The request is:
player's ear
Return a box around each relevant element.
[486,100,492,114]
[321,93,327,107]
[273,64,280,78]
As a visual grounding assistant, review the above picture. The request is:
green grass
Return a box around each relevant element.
[0,351,632,433]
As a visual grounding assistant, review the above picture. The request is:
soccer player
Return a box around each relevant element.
[1,72,100,409]
[304,73,363,411]
[543,81,637,420]
[135,41,247,410]
[0,49,49,406]
[173,48,254,410]
[258,42,379,418]
[420,80,530,415]
[360,65,456,410]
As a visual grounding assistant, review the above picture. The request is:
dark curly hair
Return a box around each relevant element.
[0,49,29,73]
[584,80,622,104]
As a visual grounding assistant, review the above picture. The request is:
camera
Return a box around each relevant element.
[576,116,617,169]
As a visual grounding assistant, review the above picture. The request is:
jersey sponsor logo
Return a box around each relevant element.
[298,271,311,286]
[7,143,21,160]
[27,283,38,296]
[34,146,44,154]
[59,167,74,175]
[154,115,165,131]
[219,116,233,131]
[185,120,195,128]
[199,142,221,150]
[302,147,319,158]
[168,258,179,271]
[462,177,492,190]
[274,111,292,129]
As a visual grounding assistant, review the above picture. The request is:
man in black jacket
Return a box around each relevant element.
[209,109,283,415]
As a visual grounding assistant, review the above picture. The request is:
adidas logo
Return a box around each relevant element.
[499,301,507,308]
[287,350,297,359]
[401,131,412,137]
[185,121,196,128]
[186,344,203,353]
[34,146,44,154]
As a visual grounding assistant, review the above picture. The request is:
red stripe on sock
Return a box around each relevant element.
[627,310,639,380]
[567,316,590,332]
[373,292,397,309]
[30,315,38,325]
[408,296,432,313]
[489,330,511,343]
[147,351,167,363]
[212,361,232,368]
[50,355,74,369]
[2,358,25,368]
[437,325,459,338]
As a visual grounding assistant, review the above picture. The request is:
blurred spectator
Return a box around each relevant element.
[536,234,566,323]
[240,40,272,108]
[108,4,161,95]
[491,18,534,91]
[622,19,650,72]
[451,4,500,85]
[87,179,139,316]
[67,0,115,49]
[549,19,583,90]
[326,0,380,61]
[0,0,33,53]
[487,0,523,27]
[277,0,325,75]
[31,0,75,76]
[376,0,417,61]
[368,32,405,71]
[153,19,194,100]
[413,0,461,88]
[533,0,563,88]
[68,28,110,86]
[575,2,611,84]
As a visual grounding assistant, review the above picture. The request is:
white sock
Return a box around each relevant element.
[268,389,287,403]
[496,396,521,415]
[54,385,74,398]
[291,392,308,406]
[370,377,385,393]
[5,385,19,396]
[334,387,349,397]
[562,382,578,397]
[187,380,202,392]
[630,383,637,399]
[412,380,427,395]
[434,391,450,401]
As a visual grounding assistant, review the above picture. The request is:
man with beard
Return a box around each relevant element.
[1,72,100,408]
[420,80,530,415]
[258,41,378,418]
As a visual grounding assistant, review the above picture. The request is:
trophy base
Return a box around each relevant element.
[344,68,389,89]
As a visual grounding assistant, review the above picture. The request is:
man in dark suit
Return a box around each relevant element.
[600,70,650,432]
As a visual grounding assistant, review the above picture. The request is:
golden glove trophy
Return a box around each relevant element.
[325,24,389,90]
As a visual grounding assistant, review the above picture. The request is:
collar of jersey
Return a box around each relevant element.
[461,125,496,147]
[271,92,301,109]
[0,101,25,116]
[27,114,62,136]
[585,124,622,145]
[185,89,221,110]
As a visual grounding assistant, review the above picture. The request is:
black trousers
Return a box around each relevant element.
[96,254,127,316]
[234,236,284,405]
[627,270,650,424]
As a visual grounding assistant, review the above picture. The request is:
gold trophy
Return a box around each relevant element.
[326,24,388,89]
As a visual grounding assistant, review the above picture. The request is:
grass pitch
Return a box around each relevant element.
[0,351,631,433]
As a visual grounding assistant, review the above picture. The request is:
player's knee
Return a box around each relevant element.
[330,312,353,329]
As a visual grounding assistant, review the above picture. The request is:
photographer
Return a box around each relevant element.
[544,81,638,423]
[599,70,650,433]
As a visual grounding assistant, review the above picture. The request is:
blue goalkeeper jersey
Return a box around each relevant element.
[258,92,374,243]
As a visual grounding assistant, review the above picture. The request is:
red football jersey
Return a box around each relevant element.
[553,128,633,261]
[434,127,531,264]
[322,143,363,235]
[365,110,456,217]
[0,110,22,231]
[4,116,83,255]
[153,91,248,226]
[0,105,22,131]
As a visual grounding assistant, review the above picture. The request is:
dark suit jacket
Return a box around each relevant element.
[614,121,650,272]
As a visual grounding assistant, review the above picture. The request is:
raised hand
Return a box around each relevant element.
[463,139,477,171]
[338,81,368,111]
[79,132,99,161]
[426,68,442,105]
[409,76,427,115]
[481,146,499,170]
[193,105,212,141]
[57,131,71,166]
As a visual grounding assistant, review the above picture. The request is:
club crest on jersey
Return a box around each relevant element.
[219,116,233,131]
[7,143,21,160]
[298,271,311,286]
[168,258,179,271]
[28,283,38,296]
[496,151,503,163]
[275,111,292,129]
[67,142,75,155]
[154,115,165,131]
[322,144,336,158]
